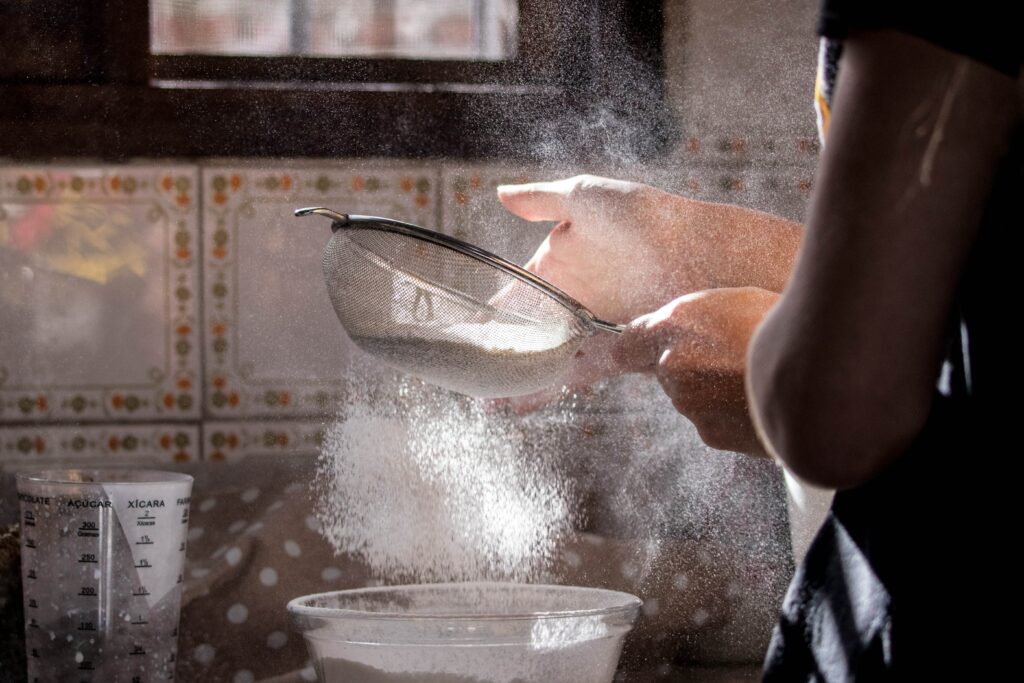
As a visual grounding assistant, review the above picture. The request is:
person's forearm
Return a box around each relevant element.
[674,195,804,294]
[746,33,1017,489]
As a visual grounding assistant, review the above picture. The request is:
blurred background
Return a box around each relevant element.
[0,1,823,681]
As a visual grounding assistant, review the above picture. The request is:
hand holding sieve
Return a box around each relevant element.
[296,207,624,398]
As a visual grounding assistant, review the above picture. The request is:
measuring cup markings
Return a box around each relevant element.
[18,471,193,682]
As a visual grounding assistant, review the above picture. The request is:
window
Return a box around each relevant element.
[0,1,671,160]
[151,0,518,61]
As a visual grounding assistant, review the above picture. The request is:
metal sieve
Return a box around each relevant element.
[296,207,623,398]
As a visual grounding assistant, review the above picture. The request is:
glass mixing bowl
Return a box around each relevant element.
[287,582,641,683]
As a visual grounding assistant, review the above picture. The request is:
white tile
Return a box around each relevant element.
[202,163,439,417]
[0,166,201,421]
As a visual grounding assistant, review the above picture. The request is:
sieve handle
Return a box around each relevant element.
[593,319,625,334]
[295,207,348,228]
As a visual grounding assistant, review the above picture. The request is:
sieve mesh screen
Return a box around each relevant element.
[321,226,592,398]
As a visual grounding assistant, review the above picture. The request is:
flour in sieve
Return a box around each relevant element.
[348,318,580,398]
[315,381,578,582]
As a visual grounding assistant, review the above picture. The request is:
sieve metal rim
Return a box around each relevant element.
[296,207,624,334]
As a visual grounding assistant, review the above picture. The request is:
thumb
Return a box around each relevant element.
[497,179,574,222]
[611,300,689,374]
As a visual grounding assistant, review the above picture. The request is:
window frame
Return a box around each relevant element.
[149,0,554,87]
[0,0,671,160]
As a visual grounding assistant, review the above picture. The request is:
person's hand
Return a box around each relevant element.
[498,175,695,325]
[614,287,779,457]
[498,175,802,326]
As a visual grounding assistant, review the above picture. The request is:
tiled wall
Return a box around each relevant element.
[0,162,515,463]
[0,154,814,466]
[0,0,823,466]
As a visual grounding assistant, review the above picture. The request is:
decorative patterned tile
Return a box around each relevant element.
[0,423,200,463]
[202,164,439,418]
[202,421,326,461]
[0,166,201,422]
[440,163,555,267]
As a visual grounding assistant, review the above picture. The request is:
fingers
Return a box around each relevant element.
[612,296,698,374]
[497,179,574,222]
[497,175,642,223]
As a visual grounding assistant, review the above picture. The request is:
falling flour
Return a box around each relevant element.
[315,380,578,582]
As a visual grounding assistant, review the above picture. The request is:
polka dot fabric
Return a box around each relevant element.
[171,452,785,681]
[176,465,374,683]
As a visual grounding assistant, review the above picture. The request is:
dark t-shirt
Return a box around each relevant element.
[818,0,1021,77]
[763,2,1021,680]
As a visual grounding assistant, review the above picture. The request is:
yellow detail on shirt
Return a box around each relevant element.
[814,68,832,141]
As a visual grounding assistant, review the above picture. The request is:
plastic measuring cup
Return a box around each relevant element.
[17,469,193,683]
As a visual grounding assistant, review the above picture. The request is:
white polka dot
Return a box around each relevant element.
[284,540,301,557]
[226,603,249,624]
[193,643,216,665]
[672,573,690,591]
[562,550,581,568]
[245,522,264,535]
[241,487,261,503]
[75,651,84,663]
[266,630,288,649]
[692,608,710,627]
[726,581,742,598]
[234,671,255,683]
[190,567,210,579]
[583,534,605,546]
[284,482,303,495]
[321,567,342,582]
[268,500,284,513]
[300,664,317,681]
[641,598,660,616]
[199,498,217,513]
[228,519,247,534]
[620,561,638,580]
[304,515,321,532]
[225,546,243,567]
[211,545,227,559]
[259,567,279,587]
[187,527,205,541]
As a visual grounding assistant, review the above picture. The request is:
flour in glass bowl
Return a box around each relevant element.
[314,378,578,583]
